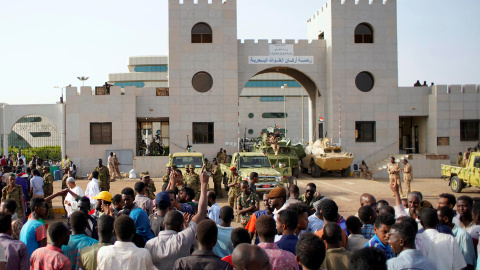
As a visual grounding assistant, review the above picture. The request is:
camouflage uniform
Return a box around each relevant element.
[95,165,110,192]
[43,172,55,219]
[147,181,157,200]
[185,165,200,200]
[403,163,413,195]
[212,164,223,198]
[388,162,402,196]
[236,191,259,227]
[228,174,242,208]
[1,184,24,220]
[61,173,69,190]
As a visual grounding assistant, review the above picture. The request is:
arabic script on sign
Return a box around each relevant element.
[248,56,314,65]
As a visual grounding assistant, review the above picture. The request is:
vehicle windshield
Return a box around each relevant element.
[239,156,271,168]
[172,156,204,168]
[334,149,342,153]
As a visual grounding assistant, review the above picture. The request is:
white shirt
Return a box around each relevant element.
[208,203,221,225]
[416,228,466,270]
[346,234,368,253]
[64,185,84,216]
[452,216,480,240]
[85,178,100,205]
[273,201,290,222]
[97,241,153,270]
[145,221,197,270]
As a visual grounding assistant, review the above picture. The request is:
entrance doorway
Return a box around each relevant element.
[399,116,427,154]
[136,118,169,156]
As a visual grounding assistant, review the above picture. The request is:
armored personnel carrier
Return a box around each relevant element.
[301,138,354,177]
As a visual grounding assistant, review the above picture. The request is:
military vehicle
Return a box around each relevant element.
[252,132,306,178]
[301,138,354,177]
[168,151,205,175]
[441,152,480,193]
[219,152,294,193]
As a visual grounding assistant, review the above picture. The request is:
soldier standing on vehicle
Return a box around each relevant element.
[464,148,472,166]
[457,152,463,166]
[93,159,110,192]
[271,134,280,156]
[401,159,413,196]
[388,157,402,197]
[43,166,55,219]
[162,164,172,191]
[228,166,242,213]
[212,160,223,198]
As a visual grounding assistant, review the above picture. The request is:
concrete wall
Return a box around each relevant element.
[133,156,170,178]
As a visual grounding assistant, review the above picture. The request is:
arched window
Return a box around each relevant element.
[354,23,374,43]
[191,23,212,43]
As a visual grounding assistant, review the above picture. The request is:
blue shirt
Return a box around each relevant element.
[15,177,28,200]
[130,208,155,242]
[338,216,349,236]
[365,234,394,259]
[212,225,234,257]
[387,249,436,270]
[361,224,375,239]
[208,203,221,225]
[19,219,45,259]
[452,226,476,267]
[307,214,324,233]
[61,234,98,270]
[275,234,299,255]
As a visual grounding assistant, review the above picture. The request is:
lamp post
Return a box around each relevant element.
[77,76,89,86]
[281,84,288,138]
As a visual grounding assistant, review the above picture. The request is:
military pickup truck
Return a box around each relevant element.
[168,151,205,175]
[441,152,480,193]
[219,152,289,193]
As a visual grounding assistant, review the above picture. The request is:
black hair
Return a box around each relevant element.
[255,215,276,239]
[321,199,338,222]
[457,195,473,207]
[121,187,135,197]
[91,171,99,179]
[306,183,317,190]
[349,247,387,270]
[249,172,258,179]
[164,210,184,231]
[240,180,249,187]
[419,208,439,229]
[134,181,146,193]
[196,220,218,246]
[30,197,45,213]
[374,213,395,229]
[98,215,115,238]
[322,222,342,245]
[278,210,299,231]
[70,211,88,233]
[181,187,195,200]
[438,206,454,222]
[231,228,251,247]
[287,202,309,216]
[32,169,40,176]
[296,232,326,270]
[219,206,234,222]
[208,192,217,202]
[114,215,136,241]
[112,194,122,205]
[396,216,418,235]
[378,205,395,216]
[345,216,363,234]
[289,184,299,194]
[49,222,69,243]
[2,199,17,214]
[377,200,389,206]
[0,213,12,233]
[390,221,416,247]
[358,205,375,224]
[439,193,456,207]
[26,167,31,174]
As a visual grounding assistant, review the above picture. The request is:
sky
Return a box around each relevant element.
[0,0,479,105]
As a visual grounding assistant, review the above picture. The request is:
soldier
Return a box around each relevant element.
[162,164,172,191]
[217,148,223,161]
[113,153,122,179]
[187,165,200,200]
[402,159,413,195]
[359,160,373,180]
[464,148,472,166]
[43,166,55,219]
[387,157,403,197]
[227,166,242,211]
[237,180,259,227]
[183,164,191,187]
[220,150,227,163]
[457,152,463,166]
[94,159,110,192]
[108,152,116,181]
[1,174,25,221]
[61,166,70,218]
[270,134,280,156]
[212,159,223,198]
[140,171,156,200]
[204,158,211,172]
[37,158,44,177]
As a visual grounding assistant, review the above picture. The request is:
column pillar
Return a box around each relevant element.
[3,133,8,157]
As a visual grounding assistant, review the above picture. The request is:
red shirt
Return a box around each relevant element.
[222,255,233,267]
[30,244,71,270]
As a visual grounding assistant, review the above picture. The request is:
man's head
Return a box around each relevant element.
[378,205,395,216]
[346,215,363,235]
[78,197,91,215]
[8,175,15,186]
[121,187,135,210]
[287,203,310,231]
[377,200,389,211]
[114,215,135,242]
[321,199,338,222]
[388,221,417,255]
[91,171,99,179]
[30,197,47,219]
[255,215,276,243]
[403,159,408,165]
[408,192,422,210]
[231,228,251,248]
[70,211,88,234]
[457,195,473,218]
[401,198,408,209]
[32,169,40,176]
[63,166,69,173]
[305,183,317,200]
[1,199,17,215]
[42,167,49,174]
[141,173,151,185]
[66,177,76,188]
[98,159,103,167]
[473,201,480,224]
[207,191,216,207]
[249,172,259,184]
[390,157,395,163]
[49,222,70,246]
[266,187,287,210]
[232,244,272,270]
[179,187,195,203]
[374,213,395,245]
[295,232,326,270]
[196,220,218,250]
[134,181,146,195]
[220,206,234,224]
[322,222,342,248]
[419,208,439,229]
[349,247,387,270]
[289,184,299,198]
[0,213,12,234]
[240,180,251,195]
[277,209,299,235]
[112,194,124,210]
[97,215,115,242]
[155,191,170,211]
[438,193,456,209]
[360,193,377,211]
[164,210,184,232]
[262,194,273,214]
[437,206,454,227]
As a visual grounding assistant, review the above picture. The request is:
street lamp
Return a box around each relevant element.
[281,84,288,138]
[77,76,89,86]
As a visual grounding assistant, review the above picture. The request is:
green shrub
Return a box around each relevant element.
[1,146,61,163]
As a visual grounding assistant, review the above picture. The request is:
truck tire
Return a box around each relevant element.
[450,176,463,193]
[311,161,321,178]
[301,161,308,173]
[341,166,351,178]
